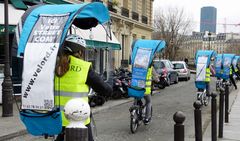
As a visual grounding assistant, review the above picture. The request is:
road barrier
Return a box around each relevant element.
[173,111,186,141]
[193,101,202,141]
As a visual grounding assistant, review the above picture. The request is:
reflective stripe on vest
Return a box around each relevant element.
[145,67,153,95]
[205,68,210,82]
[54,55,91,126]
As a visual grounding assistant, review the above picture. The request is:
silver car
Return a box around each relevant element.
[172,61,191,81]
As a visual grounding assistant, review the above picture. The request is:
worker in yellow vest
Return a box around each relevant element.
[144,63,159,125]
[229,65,238,89]
[54,34,112,141]
[205,58,216,96]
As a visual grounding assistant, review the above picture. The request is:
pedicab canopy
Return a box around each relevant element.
[195,50,216,89]
[214,54,223,78]
[18,2,110,111]
[221,54,236,80]
[128,39,166,98]
[232,55,240,71]
[17,2,111,136]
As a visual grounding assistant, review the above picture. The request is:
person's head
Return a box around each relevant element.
[55,34,86,77]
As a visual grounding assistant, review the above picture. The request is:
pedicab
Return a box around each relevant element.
[195,50,217,106]
[14,2,111,137]
[128,39,166,133]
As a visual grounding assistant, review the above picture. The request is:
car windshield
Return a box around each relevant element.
[153,61,164,69]
[173,63,184,69]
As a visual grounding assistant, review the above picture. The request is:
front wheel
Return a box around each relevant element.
[130,109,139,133]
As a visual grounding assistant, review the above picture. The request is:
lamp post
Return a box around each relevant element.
[2,0,13,117]
[208,32,211,50]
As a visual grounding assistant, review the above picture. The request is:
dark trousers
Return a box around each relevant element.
[230,74,237,89]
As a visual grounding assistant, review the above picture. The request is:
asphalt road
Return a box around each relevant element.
[8,74,218,141]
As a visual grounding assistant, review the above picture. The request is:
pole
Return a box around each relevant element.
[211,93,217,141]
[194,101,202,141]
[2,0,13,117]
[218,90,224,138]
[208,32,211,50]
[173,111,185,141]
[225,85,229,123]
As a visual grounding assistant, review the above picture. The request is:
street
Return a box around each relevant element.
[8,74,217,141]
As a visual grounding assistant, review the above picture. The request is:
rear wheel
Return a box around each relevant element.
[130,109,139,133]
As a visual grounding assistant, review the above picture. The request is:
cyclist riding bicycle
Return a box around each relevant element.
[144,62,159,125]
[205,57,216,96]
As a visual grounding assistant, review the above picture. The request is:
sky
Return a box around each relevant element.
[153,0,240,33]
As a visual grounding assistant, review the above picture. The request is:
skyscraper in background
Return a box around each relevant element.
[200,6,217,33]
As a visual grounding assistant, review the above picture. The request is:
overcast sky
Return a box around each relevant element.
[153,0,240,33]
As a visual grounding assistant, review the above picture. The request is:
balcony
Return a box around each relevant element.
[121,7,129,18]
[107,2,117,13]
[132,11,139,21]
[142,15,148,24]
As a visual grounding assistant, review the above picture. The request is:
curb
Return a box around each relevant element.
[0,98,133,141]
[0,130,28,141]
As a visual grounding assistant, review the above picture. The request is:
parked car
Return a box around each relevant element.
[153,59,178,86]
[172,61,191,81]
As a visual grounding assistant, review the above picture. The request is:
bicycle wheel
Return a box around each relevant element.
[130,109,139,133]
[203,94,210,106]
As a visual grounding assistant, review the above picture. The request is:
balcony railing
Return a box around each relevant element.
[107,2,117,13]
[142,15,148,24]
[132,11,139,21]
[121,7,129,18]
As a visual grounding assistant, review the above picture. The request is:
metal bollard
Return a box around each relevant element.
[211,93,217,141]
[225,85,229,123]
[193,101,202,141]
[173,111,186,141]
[65,127,88,141]
[218,90,224,138]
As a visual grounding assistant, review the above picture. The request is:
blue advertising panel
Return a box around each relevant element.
[222,54,235,80]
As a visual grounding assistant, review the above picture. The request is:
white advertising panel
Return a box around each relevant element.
[21,14,69,110]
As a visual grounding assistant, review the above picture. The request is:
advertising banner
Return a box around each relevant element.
[131,48,152,88]
[21,14,69,110]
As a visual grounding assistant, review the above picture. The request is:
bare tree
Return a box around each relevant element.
[153,7,193,60]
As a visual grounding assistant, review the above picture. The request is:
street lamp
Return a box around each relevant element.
[208,32,211,50]
[2,0,13,117]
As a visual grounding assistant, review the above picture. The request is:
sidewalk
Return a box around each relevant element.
[0,98,133,141]
[203,83,240,141]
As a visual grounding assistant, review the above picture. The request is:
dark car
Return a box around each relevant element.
[153,59,178,86]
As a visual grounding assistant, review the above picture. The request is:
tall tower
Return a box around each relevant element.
[200,6,217,33]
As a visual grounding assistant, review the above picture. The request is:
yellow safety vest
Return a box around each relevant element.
[145,67,153,95]
[230,66,233,75]
[205,68,210,82]
[54,55,91,126]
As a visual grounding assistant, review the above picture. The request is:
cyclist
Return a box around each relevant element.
[54,34,112,141]
[230,64,238,89]
[205,57,216,96]
[144,62,159,125]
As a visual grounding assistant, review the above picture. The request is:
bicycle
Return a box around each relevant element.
[196,88,210,106]
[129,97,152,133]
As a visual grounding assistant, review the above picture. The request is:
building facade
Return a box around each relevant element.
[179,32,240,62]
[200,6,217,33]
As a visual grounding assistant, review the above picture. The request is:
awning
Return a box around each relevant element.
[0,3,25,25]
[73,25,121,50]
